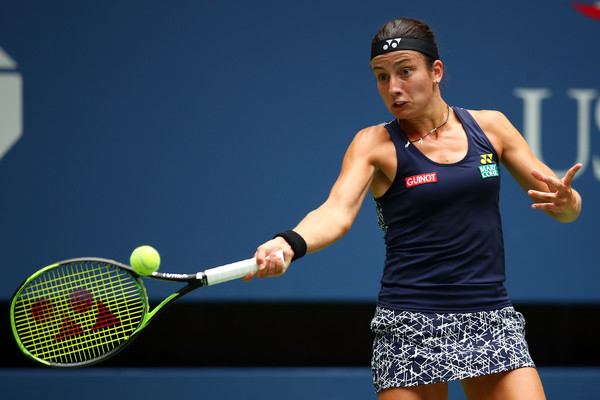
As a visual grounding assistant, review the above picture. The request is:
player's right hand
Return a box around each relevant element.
[243,238,293,281]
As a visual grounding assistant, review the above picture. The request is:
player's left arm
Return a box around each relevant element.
[473,110,582,223]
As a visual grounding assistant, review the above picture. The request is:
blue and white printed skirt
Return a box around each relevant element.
[370,306,535,391]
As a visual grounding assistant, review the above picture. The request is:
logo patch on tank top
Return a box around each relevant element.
[405,172,437,188]
[479,163,499,179]
[480,153,493,164]
[478,153,499,179]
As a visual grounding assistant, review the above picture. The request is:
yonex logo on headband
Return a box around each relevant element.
[383,39,402,51]
[371,37,439,61]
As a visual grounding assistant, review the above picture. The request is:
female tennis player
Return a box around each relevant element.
[246,17,582,399]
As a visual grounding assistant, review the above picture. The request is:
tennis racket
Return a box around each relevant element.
[10,250,284,367]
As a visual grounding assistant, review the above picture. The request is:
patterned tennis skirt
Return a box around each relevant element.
[370,306,535,391]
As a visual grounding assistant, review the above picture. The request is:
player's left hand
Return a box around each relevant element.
[528,163,582,220]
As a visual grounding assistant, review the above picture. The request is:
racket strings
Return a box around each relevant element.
[12,261,146,365]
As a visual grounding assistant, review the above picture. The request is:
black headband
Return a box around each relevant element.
[370,37,439,61]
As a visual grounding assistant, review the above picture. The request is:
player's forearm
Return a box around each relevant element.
[293,203,355,255]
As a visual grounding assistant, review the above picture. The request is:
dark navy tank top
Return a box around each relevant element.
[374,106,512,313]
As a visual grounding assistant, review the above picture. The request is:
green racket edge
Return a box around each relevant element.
[9,260,157,368]
[11,255,213,367]
[10,262,62,367]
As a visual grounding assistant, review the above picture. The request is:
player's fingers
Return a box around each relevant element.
[254,244,275,278]
[255,259,269,279]
[281,249,293,267]
[254,247,267,268]
[530,168,560,192]
[528,188,553,200]
[255,250,276,279]
[252,238,293,280]
[255,251,286,278]
[241,271,255,282]
[266,252,287,277]
[562,163,583,186]
[263,255,277,277]
[530,168,546,182]
[529,188,570,211]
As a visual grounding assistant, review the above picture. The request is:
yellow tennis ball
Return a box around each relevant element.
[130,245,161,276]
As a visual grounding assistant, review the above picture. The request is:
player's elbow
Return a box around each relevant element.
[332,209,356,238]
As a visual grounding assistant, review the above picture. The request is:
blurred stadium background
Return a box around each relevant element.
[1,1,598,398]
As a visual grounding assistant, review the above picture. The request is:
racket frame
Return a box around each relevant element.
[10,253,274,367]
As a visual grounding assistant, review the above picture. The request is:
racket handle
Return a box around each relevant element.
[202,250,285,286]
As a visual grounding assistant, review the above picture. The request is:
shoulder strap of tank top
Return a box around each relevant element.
[381,119,406,149]
[452,106,498,157]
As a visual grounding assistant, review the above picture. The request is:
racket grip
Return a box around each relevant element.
[202,250,285,286]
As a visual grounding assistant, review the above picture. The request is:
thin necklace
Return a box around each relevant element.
[404,105,450,148]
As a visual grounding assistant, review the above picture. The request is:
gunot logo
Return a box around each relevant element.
[0,46,23,161]
[406,172,437,188]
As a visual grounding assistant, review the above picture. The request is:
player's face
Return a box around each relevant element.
[371,51,438,119]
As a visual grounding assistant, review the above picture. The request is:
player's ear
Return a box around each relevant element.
[432,59,443,84]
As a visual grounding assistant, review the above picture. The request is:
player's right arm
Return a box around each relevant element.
[247,125,391,280]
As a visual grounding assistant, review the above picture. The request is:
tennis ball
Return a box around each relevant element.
[130,245,161,276]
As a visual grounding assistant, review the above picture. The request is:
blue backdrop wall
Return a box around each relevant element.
[1,0,599,304]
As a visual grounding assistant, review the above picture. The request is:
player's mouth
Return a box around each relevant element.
[392,101,408,109]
